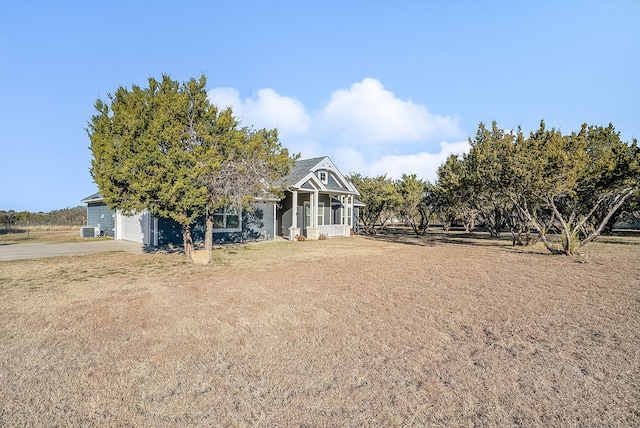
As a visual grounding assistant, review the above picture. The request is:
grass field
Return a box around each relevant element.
[0,225,105,244]
[0,232,638,426]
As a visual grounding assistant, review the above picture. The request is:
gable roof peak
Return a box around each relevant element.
[276,155,358,194]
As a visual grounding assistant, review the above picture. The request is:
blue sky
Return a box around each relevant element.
[1,0,638,212]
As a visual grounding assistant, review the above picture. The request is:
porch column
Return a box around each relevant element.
[273,203,277,239]
[309,192,315,228]
[342,196,348,225]
[349,195,354,227]
[292,190,298,228]
[290,190,300,240]
[313,190,319,227]
[344,195,352,237]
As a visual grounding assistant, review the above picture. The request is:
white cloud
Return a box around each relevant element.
[208,87,311,137]
[366,140,470,183]
[328,146,367,176]
[207,78,469,182]
[207,87,242,112]
[316,78,463,145]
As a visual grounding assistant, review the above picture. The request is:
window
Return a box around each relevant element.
[304,202,324,227]
[213,206,241,231]
[318,171,328,184]
[317,202,324,226]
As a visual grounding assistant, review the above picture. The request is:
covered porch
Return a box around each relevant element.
[287,190,355,240]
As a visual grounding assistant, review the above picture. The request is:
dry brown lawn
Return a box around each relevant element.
[0,226,103,245]
[0,232,638,427]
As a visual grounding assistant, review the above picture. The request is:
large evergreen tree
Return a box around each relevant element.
[347,174,400,234]
[88,74,293,262]
[511,122,640,255]
[196,109,294,261]
[395,174,434,236]
[89,75,208,260]
[434,154,478,232]
[438,120,640,255]
[464,122,517,237]
[436,121,640,255]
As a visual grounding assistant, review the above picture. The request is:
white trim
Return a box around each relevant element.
[287,157,359,197]
[81,196,104,203]
[308,157,359,195]
[292,172,325,191]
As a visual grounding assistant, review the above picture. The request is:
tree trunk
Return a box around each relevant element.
[573,188,634,253]
[480,201,504,238]
[510,195,564,255]
[529,219,564,255]
[462,209,477,233]
[545,189,634,255]
[181,224,194,262]
[361,219,375,234]
[547,196,573,256]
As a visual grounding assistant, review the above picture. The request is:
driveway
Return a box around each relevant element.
[0,240,147,262]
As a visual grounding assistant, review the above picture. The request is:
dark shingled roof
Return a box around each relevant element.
[80,192,103,203]
[275,157,326,187]
[82,157,359,204]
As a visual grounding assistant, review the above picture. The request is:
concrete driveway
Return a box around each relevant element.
[0,240,147,262]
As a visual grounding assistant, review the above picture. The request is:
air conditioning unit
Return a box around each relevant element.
[80,226,96,238]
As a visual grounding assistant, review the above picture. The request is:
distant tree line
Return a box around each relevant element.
[0,206,86,230]
[351,121,640,256]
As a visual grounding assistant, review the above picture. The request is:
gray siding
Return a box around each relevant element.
[278,194,294,236]
[254,202,276,239]
[157,202,277,246]
[86,203,115,237]
[326,173,346,191]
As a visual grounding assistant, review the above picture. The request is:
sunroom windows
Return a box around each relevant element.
[305,201,325,227]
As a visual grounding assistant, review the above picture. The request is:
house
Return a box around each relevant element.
[274,156,361,240]
[81,156,362,245]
